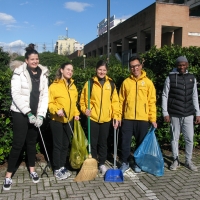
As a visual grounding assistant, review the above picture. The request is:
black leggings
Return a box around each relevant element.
[50,120,73,170]
[7,112,38,173]
[90,120,111,166]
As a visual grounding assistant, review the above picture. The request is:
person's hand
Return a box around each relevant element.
[27,112,36,124]
[74,116,79,120]
[195,116,200,124]
[57,109,65,117]
[113,119,118,129]
[152,122,157,128]
[85,109,92,117]
[35,116,43,128]
[164,116,170,123]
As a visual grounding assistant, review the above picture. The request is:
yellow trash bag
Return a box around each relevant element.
[69,120,88,169]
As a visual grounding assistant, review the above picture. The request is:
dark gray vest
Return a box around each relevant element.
[168,73,195,117]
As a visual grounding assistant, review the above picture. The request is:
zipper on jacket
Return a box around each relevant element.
[98,86,103,122]
[182,75,186,113]
[67,83,72,120]
[135,82,138,119]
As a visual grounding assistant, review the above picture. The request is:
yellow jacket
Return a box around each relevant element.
[119,70,156,122]
[48,78,80,123]
[79,76,120,123]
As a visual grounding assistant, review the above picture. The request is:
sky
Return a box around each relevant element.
[0,0,155,54]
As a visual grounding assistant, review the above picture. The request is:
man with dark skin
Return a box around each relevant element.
[162,56,200,171]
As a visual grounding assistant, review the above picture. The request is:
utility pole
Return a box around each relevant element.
[43,43,46,52]
[107,0,110,64]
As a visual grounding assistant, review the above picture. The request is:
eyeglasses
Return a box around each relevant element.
[130,64,141,69]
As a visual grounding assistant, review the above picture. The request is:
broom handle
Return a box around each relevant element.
[114,128,117,169]
[88,79,91,154]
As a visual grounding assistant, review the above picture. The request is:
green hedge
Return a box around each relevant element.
[1,45,200,164]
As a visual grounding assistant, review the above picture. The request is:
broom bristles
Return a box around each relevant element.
[74,157,98,182]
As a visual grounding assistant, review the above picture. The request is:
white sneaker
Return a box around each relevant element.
[99,165,107,175]
[30,172,40,183]
[60,167,72,178]
[3,177,12,191]
[170,159,180,170]
[54,169,68,180]
[185,161,198,172]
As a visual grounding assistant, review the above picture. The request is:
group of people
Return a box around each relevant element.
[3,43,200,191]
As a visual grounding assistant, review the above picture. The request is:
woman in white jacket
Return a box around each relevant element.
[3,44,49,191]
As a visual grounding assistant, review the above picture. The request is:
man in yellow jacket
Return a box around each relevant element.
[119,56,157,173]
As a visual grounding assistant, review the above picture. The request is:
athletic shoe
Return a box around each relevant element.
[170,159,180,170]
[120,162,129,173]
[99,165,108,175]
[185,161,198,172]
[3,177,12,191]
[60,167,72,178]
[30,172,40,183]
[133,164,141,173]
[54,169,68,180]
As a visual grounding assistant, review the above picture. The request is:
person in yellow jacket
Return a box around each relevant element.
[119,56,157,174]
[48,62,80,180]
[79,60,120,175]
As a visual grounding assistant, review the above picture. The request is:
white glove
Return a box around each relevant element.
[27,112,36,124]
[34,116,43,128]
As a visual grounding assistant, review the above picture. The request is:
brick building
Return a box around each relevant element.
[83,1,200,64]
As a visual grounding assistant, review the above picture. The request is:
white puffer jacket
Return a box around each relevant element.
[10,62,49,117]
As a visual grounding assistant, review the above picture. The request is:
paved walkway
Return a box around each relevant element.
[0,150,200,200]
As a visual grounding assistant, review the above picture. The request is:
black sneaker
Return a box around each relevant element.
[30,172,40,183]
[3,177,12,191]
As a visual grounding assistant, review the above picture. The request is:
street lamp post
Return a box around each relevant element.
[83,55,86,68]
[107,0,110,64]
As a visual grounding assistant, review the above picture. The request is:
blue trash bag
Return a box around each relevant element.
[134,126,164,176]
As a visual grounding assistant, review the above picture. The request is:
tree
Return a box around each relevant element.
[0,47,10,70]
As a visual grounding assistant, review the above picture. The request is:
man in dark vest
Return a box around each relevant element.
[162,56,200,171]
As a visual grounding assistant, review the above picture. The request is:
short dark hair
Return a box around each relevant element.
[24,43,38,59]
[96,60,108,70]
[129,56,142,64]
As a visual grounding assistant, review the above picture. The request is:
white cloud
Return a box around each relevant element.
[6,24,20,29]
[20,1,29,6]
[64,1,92,12]
[54,21,65,26]
[0,40,27,55]
[0,13,16,24]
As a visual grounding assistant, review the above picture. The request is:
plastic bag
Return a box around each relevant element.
[134,126,164,176]
[69,120,88,169]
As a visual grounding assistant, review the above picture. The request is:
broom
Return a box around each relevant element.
[74,79,98,182]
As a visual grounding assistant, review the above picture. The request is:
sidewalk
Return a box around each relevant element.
[0,150,200,200]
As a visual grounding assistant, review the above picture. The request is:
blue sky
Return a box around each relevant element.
[0,0,155,54]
